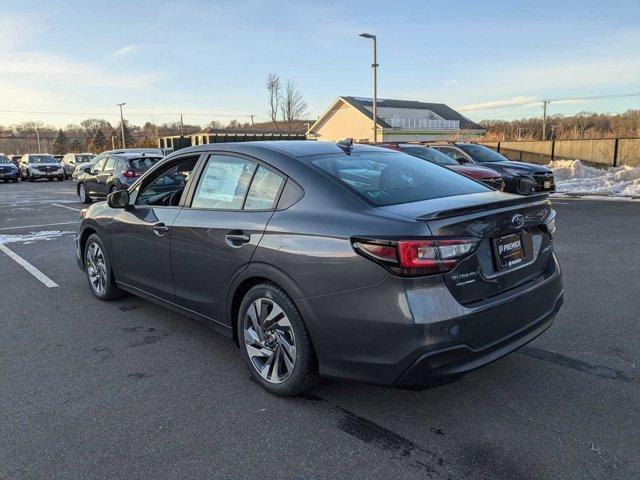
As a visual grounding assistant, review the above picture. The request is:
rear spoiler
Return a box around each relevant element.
[416,193,549,221]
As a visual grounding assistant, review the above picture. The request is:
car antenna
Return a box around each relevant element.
[337,138,354,155]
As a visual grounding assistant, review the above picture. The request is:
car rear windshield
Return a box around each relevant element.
[75,154,94,163]
[458,144,508,163]
[307,151,489,206]
[128,157,161,172]
[400,146,459,166]
[0,155,10,163]
[28,155,56,163]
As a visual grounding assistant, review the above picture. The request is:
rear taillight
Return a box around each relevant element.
[353,238,478,276]
[123,169,139,178]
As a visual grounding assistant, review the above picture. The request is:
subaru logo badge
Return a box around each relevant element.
[511,213,525,228]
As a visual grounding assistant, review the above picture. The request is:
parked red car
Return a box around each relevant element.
[378,143,505,190]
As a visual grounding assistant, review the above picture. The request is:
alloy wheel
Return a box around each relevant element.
[86,242,107,295]
[243,298,296,384]
[79,184,86,202]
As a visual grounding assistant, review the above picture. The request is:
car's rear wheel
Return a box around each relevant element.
[78,183,92,204]
[84,233,121,301]
[48,177,53,181]
[238,283,317,396]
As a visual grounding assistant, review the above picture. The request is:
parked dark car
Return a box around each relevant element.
[72,148,163,181]
[0,154,20,182]
[19,154,65,181]
[75,152,163,203]
[379,143,505,190]
[61,152,95,179]
[75,141,563,396]
[429,143,555,195]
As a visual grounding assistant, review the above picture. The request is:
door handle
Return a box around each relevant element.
[225,231,251,246]
[152,223,170,236]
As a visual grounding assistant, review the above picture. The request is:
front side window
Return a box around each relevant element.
[103,157,117,172]
[307,151,489,207]
[191,155,256,210]
[91,158,106,174]
[136,158,196,206]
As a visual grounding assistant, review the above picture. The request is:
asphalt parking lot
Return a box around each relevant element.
[1,180,639,480]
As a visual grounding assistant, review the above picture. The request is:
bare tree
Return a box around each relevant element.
[266,73,281,129]
[280,80,308,130]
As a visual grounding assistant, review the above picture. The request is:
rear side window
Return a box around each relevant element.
[128,157,160,172]
[191,155,256,210]
[245,166,285,210]
[307,151,489,206]
[103,157,117,172]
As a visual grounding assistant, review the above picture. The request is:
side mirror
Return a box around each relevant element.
[107,189,130,209]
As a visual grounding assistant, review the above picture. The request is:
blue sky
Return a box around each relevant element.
[1,0,639,127]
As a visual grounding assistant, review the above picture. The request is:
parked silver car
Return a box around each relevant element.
[19,154,65,181]
[72,148,163,180]
[61,153,95,179]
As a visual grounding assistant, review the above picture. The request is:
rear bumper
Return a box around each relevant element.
[296,252,563,388]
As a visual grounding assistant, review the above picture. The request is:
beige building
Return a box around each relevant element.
[307,96,484,143]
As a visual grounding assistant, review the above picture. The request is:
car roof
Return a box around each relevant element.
[109,152,163,160]
[172,140,386,159]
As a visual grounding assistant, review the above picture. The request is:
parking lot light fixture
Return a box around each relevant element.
[359,33,378,144]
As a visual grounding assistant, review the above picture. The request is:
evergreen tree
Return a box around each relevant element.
[92,129,108,151]
[52,129,68,154]
[115,121,134,148]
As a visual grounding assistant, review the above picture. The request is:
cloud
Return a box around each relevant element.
[444,79,458,86]
[458,96,539,112]
[108,44,142,57]
[0,50,161,89]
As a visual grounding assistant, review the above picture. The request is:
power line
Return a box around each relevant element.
[459,92,640,112]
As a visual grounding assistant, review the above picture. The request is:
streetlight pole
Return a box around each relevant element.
[359,33,378,144]
[117,103,127,148]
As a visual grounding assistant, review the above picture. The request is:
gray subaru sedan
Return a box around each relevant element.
[75,141,563,396]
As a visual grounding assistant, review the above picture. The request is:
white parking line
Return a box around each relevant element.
[51,203,82,212]
[0,221,77,232]
[0,244,59,288]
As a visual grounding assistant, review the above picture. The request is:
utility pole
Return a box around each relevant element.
[179,114,185,136]
[250,115,255,126]
[542,99,550,140]
[111,135,115,149]
[117,103,127,148]
[35,127,41,153]
[359,33,378,144]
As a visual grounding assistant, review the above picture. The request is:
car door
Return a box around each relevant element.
[96,156,117,196]
[170,153,286,324]
[84,158,106,196]
[109,156,200,300]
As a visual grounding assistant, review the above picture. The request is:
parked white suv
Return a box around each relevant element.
[19,154,65,182]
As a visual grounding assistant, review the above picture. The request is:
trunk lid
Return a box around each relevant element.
[380,191,553,305]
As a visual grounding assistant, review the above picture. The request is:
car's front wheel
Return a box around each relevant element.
[84,233,121,300]
[78,183,92,204]
[238,283,317,396]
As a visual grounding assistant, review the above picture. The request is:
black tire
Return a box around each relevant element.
[83,233,122,301]
[58,175,64,181]
[12,179,18,183]
[27,171,34,182]
[78,183,92,204]
[48,177,54,181]
[237,282,318,396]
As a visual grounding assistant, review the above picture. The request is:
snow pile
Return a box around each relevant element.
[0,230,72,245]
[547,159,640,197]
